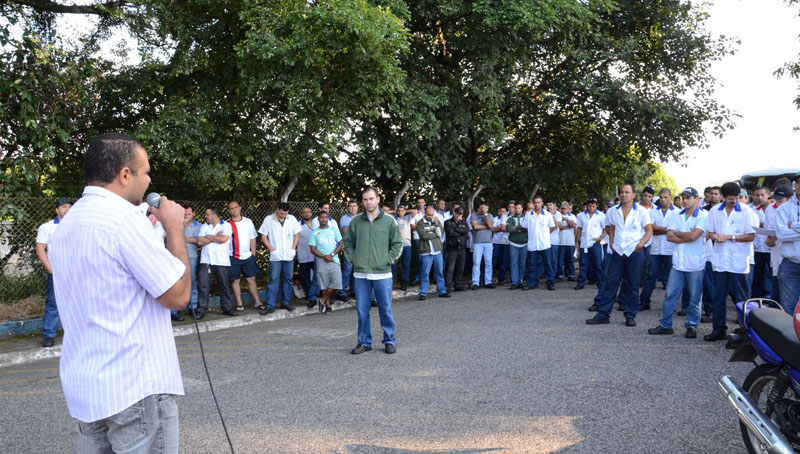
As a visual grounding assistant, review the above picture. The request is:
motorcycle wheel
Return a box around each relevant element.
[740,364,800,454]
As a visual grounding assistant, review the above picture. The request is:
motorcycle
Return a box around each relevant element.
[718,298,800,454]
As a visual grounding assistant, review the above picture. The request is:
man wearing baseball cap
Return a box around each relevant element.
[35,197,72,347]
[766,185,794,304]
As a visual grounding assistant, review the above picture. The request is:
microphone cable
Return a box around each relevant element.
[188,306,235,454]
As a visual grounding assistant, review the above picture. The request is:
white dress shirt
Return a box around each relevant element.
[36,218,60,261]
[776,198,800,265]
[549,210,562,246]
[49,186,185,423]
[765,203,783,276]
[606,203,652,256]
[669,207,708,272]
[199,221,232,266]
[640,203,655,247]
[259,213,301,262]
[576,211,606,250]
[559,212,577,247]
[524,210,554,251]
[650,205,678,256]
[707,202,758,274]
[753,205,770,253]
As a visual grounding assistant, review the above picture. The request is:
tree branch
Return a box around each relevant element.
[8,0,129,15]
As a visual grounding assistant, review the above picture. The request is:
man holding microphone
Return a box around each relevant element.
[50,133,191,453]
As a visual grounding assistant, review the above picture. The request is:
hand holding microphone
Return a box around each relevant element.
[146,192,185,234]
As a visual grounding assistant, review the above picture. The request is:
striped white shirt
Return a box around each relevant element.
[49,186,186,423]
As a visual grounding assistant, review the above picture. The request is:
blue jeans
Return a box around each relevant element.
[711,271,749,332]
[509,245,527,285]
[578,243,603,286]
[43,273,59,339]
[778,259,800,314]
[526,248,554,286]
[640,254,673,306]
[414,239,423,282]
[299,261,320,302]
[419,253,446,296]
[339,254,355,297]
[354,278,395,347]
[596,250,644,320]
[493,244,510,282]
[752,252,773,298]
[267,260,294,308]
[77,394,179,454]
[557,245,576,278]
[548,246,559,279]
[659,268,703,329]
[472,242,493,286]
[391,245,412,286]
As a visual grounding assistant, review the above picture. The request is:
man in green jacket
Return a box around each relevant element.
[417,206,449,300]
[342,187,403,354]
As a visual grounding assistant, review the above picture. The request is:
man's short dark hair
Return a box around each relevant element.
[533,195,543,202]
[453,207,463,214]
[514,202,522,207]
[277,202,290,212]
[545,199,555,205]
[710,186,721,193]
[318,200,330,208]
[207,207,220,217]
[348,199,358,205]
[754,186,769,194]
[362,187,380,199]
[620,184,634,194]
[720,182,741,198]
[416,196,425,202]
[479,200,489,206]
[658,188,671,196]
[773,178,792,190]
[317,210,329,218]
[84,133,143,185]
[703,186,712,194]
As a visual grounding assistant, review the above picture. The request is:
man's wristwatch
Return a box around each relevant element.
[731,235,736,242]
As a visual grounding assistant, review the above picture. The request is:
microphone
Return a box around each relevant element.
[146,192,161,209]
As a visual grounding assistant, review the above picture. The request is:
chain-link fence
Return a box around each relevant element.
[0,197,349,304]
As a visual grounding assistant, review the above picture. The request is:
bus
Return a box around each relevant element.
[740,167,799,192]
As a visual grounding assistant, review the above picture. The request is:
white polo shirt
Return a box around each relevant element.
[559,212,577,247]
[411,210,425,240]
[436,209,451,243]
[776,198,800,265]
[640,203,655,247]
[650,205,677,256]
[524,210,554,251]
[297,219,315,264]
[707,202,757,274]
[199,221,232,266]
[36,218,61,261]
[765,203,783,276]
[607,203,652,257]
[576,210,606,250]
[549,210,562,246]
[259,213,301,262]
[753,204,770,253]
[228,217,257,260]
[668,207,708,272]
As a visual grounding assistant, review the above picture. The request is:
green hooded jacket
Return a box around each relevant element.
[342,212,403,274]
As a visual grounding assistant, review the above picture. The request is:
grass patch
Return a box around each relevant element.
[0,295,45,321]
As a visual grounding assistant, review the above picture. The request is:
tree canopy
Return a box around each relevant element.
[1,0,734,205]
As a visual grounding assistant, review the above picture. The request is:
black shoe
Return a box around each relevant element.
[676,309,686,316]
[546,283,555,291]
[574,285,585,290]
[662,283,667,290]
[221,309,238,316]
[510,284,518,290]
[412,280,420,286]
[419,295,426,301]
[438,293,451,298]
[171,313,185,321]
[586,316,609,325]
[648,326,673,335]
[42,338,55,348]
[472,285,479,290]
[400,285,407,291]
[335,294,349,302]
[524,285,538,290]
[638,304,650,311]
[588,304,599,311]
[195,311,206,320]
[384,343,396,354]
[307,300,317,308]
[325,305,332,314]
[587,279,597,285]
[685,328,697,338]
[497,280,506,285]
[617,304,624,311]
[556,276,564,282]
[700,315,713,324]
[484,283,496,289]
[703,330,727,342]
[259,307,275,316]
[351,344,372,354]
[371,299,378,307]
[567,277,575,281]
[625,318,636,327]
[280,304,295,312]
[454,287,465,292]
[318,300,325,314]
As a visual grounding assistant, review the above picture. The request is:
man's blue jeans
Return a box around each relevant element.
[548,246,559,279]
[596,250,644,320]
[641,254,673,306]
[509,245,527,285]
[659,268,703,329]
[694,260,715,314]
[354,277,395,347]
[526,248,554,286]
[578,243,603,287]
[557,245,576,278]
[778,259,800,315]
[414,239,423,283]
[43,273,59,340]
[472,242,493,286]
[419,253,446,296]
[711,271,749,332]
[267,260,294,308]
[299,261,320,303]
[338,254,355,297]
[392,245,412,286]
[492,243,510,283]
[752,252,773,298]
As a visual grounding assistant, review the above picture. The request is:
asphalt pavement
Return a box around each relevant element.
[0,282,752,453]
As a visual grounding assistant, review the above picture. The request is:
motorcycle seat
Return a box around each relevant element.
[750,308,800,370]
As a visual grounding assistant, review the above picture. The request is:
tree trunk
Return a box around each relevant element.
[467,184,484,215]
[529,184,540,203]
[279,178,298,203]
[393,181,412,210]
